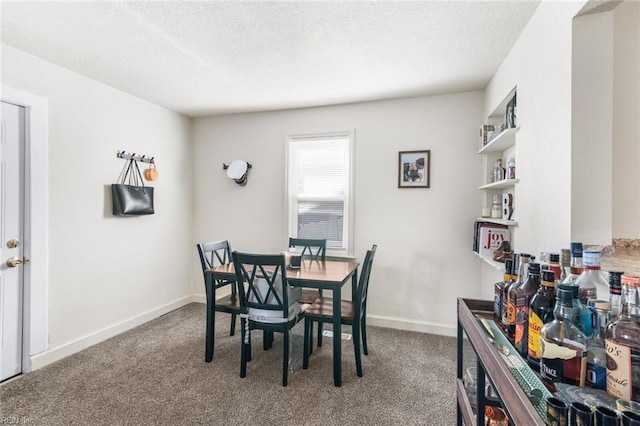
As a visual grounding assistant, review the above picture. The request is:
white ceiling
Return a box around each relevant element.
[1,1,540,118]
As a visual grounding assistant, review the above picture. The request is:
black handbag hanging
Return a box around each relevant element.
[112,159,155,216]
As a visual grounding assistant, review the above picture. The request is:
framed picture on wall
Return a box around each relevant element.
[398,150,430,188]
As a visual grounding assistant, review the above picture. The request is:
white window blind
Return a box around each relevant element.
[287,132,354,256]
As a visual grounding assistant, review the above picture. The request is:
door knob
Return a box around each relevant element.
[6,239,20,249]
[6,257,23,267]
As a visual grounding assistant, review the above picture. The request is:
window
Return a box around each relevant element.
[287,131,354,257]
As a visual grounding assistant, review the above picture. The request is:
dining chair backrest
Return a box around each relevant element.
[232,252,301,322]
[288,237,327,261]
[197,240,234,289]
[354,244,377,321]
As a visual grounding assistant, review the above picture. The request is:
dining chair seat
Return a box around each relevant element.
[214,293,241,313]
[303,297,355,320]
[299,289,321,305]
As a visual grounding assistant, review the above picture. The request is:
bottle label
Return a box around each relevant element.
[605,339,634,400]
[540,339,586,385]
[586,362,607,390]
[507,300,517,325]
[494,293,502,319]
[528,311,543,359]
[514,295,531,353]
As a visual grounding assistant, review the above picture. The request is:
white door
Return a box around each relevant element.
[0,101,25,382]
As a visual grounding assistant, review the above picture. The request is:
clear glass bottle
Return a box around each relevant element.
[494,258,514,322]
[492,158,505,183]
[507,155,516,180]
[605,275,640,402]
[575,250,609,304]
[560,248,571,284]
[628,276,640,324]
[507,253,531,340]
[571,284,593,338]
[515,263,541,357]
[562,242,584,286]
[586,301,610,390]
[540,284,588,388]
[528,269,556,371]
[609,271,624,318]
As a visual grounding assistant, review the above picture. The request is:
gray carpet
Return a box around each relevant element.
[0,303,457,425]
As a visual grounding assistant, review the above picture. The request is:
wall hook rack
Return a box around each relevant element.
[117,150,155,164]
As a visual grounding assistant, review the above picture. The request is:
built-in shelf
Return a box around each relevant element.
[473,251,506,271]
[478,179,519,190]
[478,127,520,154]
[475,217,518,226]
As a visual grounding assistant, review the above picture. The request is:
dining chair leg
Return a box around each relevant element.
[303,319,311,369]
[282,330,290,386]
[353,325,363,377]
[230,313,237,336]
[240,318,248,378]
[361,316,368,355]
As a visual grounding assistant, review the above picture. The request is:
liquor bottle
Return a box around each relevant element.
[562,242,584,286]
[605,275,640,402]
[501,254,519,331]
[609,271,623,318]
[494,258,514,321]
[527,270,556,370]
[507,253,531,340]
[585,301,610,390]
[560,248,571,283]
[628,275,640,324]
[540,284,588,388]
[548,253,562,287]
[570,284,593,338]
[514,262,540,358]
[575,250,609,304]
[515,262,541,357]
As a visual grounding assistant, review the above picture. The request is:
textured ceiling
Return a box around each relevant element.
[1,1,540,117]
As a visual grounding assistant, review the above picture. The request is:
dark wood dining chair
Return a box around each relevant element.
[197,240,240,357]
[302,244,377,377]
[288,237,327,305]
[232,251,305,386]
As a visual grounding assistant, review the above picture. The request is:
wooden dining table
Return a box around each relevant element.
[204,258,359,387]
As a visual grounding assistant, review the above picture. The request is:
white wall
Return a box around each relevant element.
[480,1,586,293]
[1,44,194,367]
[612,1,640,238]
[192,92,484,335]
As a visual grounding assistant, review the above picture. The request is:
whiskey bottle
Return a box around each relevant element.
[560,248,571,283]
[561,242,583,286]
[507,253,531,340]
[547,253,562,287]
[501,255,519,331]
[605,275,640,402]
[527,269,556,371]
[540,284,588,388]
[585,301,610,390]
[515,262,541,357]
[494,258,514,322]
[575,250,609,304]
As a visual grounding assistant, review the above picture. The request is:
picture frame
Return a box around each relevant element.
[398,150,430,188]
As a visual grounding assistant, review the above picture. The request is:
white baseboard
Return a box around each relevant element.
[192,293,206,304]
[366,314,456,337]
[29,295,198,371]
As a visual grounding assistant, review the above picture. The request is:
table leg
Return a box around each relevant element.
[333,285,342,387]
[205,274,215,362]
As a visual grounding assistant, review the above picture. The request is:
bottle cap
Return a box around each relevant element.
[528,262,540,273]
[583,250,601,268]
[504,258,514,275]
[570,242,583,257]
[549,253,560,263]
[622,275,640,287]
[542,270,555,284]
[557,287,573,303]
[561,249,571,266]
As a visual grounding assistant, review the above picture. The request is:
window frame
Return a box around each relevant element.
[285,130,355,258]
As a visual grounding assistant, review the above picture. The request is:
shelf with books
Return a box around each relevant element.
[478,126,519,154]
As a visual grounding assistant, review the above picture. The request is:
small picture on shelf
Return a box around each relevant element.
[506,93,517,128]
[479,124,494,149]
